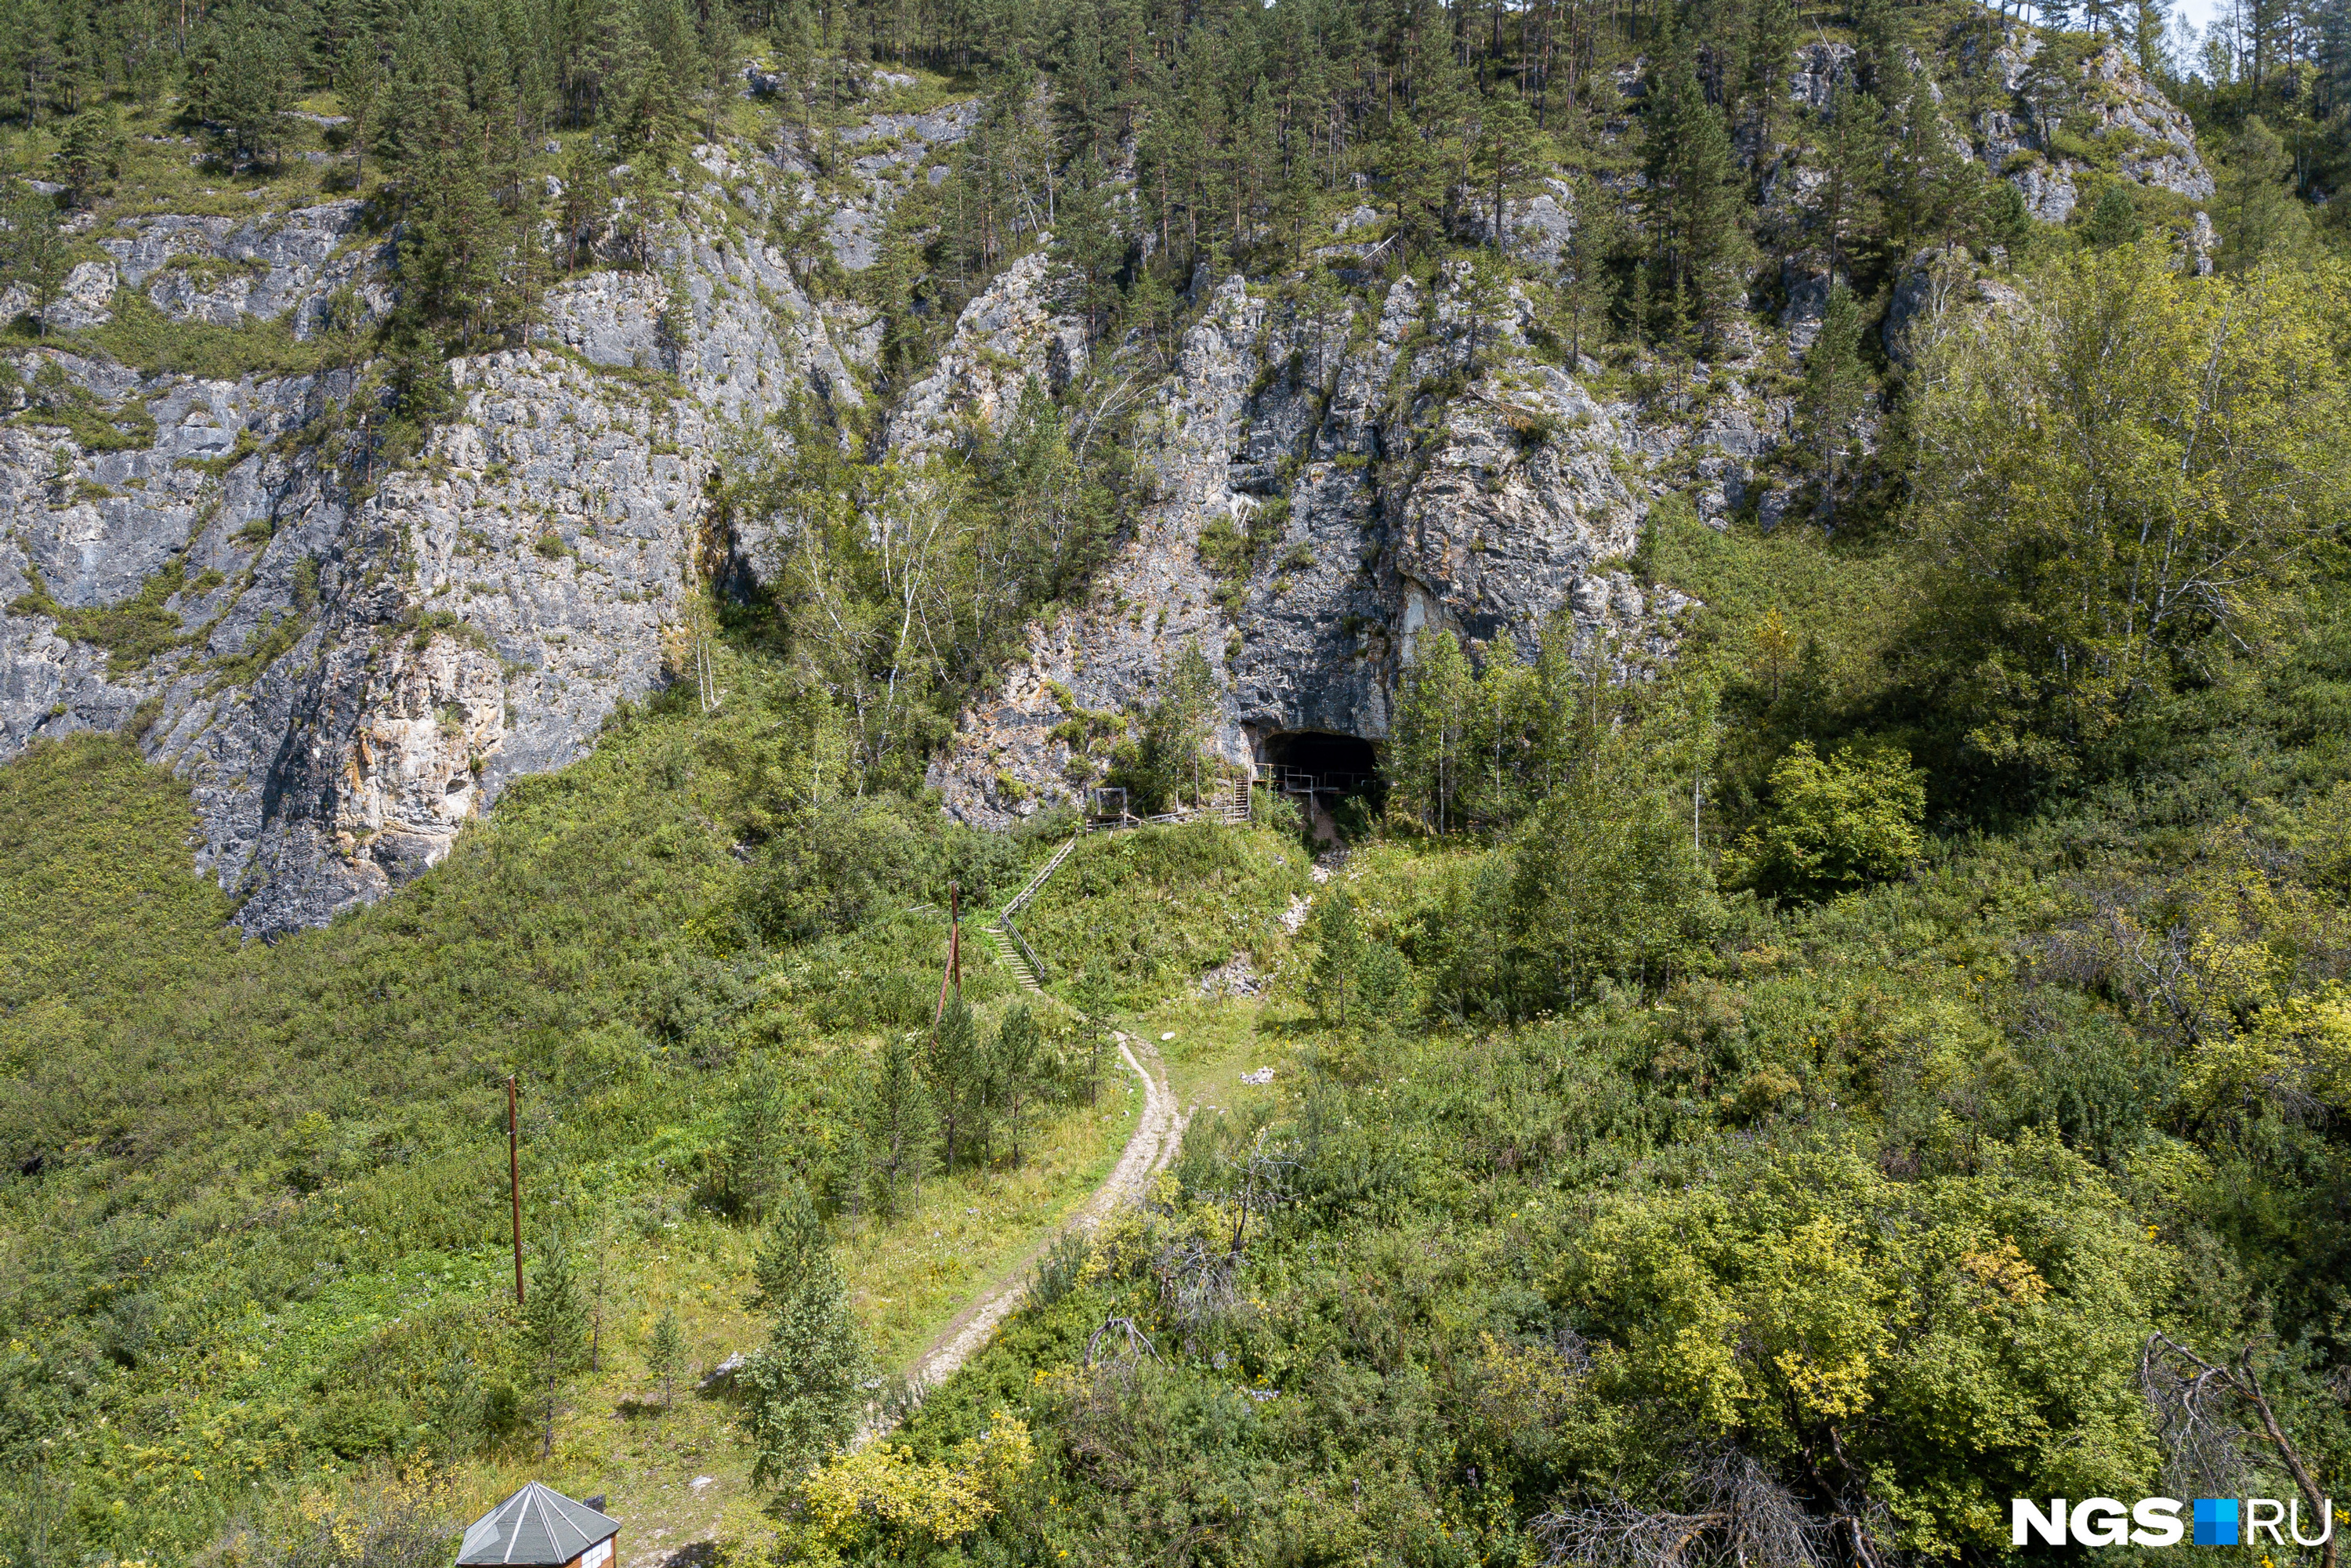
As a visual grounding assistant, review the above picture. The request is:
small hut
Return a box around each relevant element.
[456,1483,620,1568]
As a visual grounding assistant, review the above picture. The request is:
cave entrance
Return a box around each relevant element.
[1258,731,1380,802]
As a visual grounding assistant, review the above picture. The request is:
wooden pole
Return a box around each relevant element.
[948,880,962,999]
[509,1075,524,1305]
[933,881,958,1029]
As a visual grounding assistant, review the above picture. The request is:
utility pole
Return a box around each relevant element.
[508,1075,524,1305]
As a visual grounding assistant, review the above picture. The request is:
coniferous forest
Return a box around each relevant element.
[3,0,2351,1562]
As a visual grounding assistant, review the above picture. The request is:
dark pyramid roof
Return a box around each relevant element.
[456,1483,619,1566]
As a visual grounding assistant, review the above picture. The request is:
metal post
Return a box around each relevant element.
[508,1075,523,1305]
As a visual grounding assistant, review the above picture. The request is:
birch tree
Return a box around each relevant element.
[1907,246,2350,783]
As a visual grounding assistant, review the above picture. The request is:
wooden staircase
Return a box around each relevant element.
[987,835,1076,993]
[984,922,1043,992]
[1005,836,1078,916]
[984,784,1248,990]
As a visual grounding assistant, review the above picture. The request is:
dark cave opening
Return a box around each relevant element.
[1259,731,1381,798]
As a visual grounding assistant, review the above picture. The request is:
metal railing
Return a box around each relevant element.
[994,911,1049,983]
[1258,763,1374,798]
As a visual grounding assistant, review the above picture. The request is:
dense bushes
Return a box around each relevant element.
[739,794,1027,943]
[853,1038,2161,1564]
[0,691,1099,1559]
[1020,822,1308,1006]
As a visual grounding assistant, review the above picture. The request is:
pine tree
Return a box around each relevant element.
[724,1056,788,1217]
[1466,645,1534,824]
[1528,608,1586,795]
[1813,79,1886,279]
[770,0,817,126]
[1462,249,1513,373]
[1054,0,1115,158]
[1379,100,1448,257]
[1882,77,1974,254]
[54,108,118,208]
[337,36,383,191]
[1744,0,1803,150]
[2128,0,2176,76]
[1311,885,1364,1027]
[860,1030,933,1219]
[1049,150,1124,338]
[1391,627,1474,834]
[701,0,741,143]
[646,1309,684,1411]
[2083,183,2144,248]
[558,133,602,273]
[2217,115,2304,269]
[989,1005,1044,1166]
[1849,0,1918,92]
[1239,76,1279,248]
[926,994,989,1174]
[1798,283,1870,522]
[1554,173,1622,361]
[740,1184,867,1488]
[1476,85,1548,252]
[1641,28,1748,339]
[196,2,299,162]
[520,1240,592,1460]
[2,183,70,337]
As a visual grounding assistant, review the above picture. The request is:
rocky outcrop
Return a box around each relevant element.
[111,200,391,336]
[4,27,2223,924]
[926,264,1701,828]
[776,97,987,272]
[1883,245,2029,363]
[1761,31,2210,235]
[1972,33,2213,223]
[1452,177,1578,268]
[882,248,1086,456]
[2,150,874,933]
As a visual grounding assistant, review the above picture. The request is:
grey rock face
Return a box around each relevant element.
[1756,31,2207,251]
[1451,178,1578,269]
[1779,255,1841,351]
[2,154,871,935]
[1,261,121,329]
[928,266,1701,829]
[1789,42,1858,112]
[778,97,987,272]
[1973,34,2213,215]
[5,36,2221,926]
[532,271,672,370]
[101,200,390,339]
[883,248,1086,456]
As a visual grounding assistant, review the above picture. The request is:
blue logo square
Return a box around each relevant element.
[2194,1499,2238,1546]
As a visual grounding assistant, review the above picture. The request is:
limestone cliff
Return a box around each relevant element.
[1,37,2219,925]
[3,136,864,932]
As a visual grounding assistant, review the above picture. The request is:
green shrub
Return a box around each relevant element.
[11,359,157,451]
[741,795,1025,943]
[1733,741,1925,900]
[66,290,338,380]
[9,560,190,675]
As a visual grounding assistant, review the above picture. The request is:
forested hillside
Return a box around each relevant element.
[5,0,2351,1561]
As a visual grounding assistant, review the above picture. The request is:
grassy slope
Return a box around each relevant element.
[853,509,2351,1568]
[0,695,1179,1559]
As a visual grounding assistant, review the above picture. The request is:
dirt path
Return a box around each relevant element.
[627,1035,1186,1567]
[875,1031,1182,1432]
